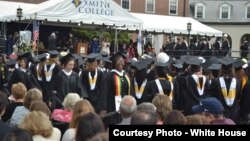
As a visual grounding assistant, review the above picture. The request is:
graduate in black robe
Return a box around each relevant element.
[209,57,241,123]
[130,61,151,105]
[7,53,41,92]
[141,54,157,81]
[98,55,130,114]
[147,53,173,100]
[42,51,61,102]
[30,54,47,100]
[52,54,87,105]
[81,53,104,112]
[183,59,211,115]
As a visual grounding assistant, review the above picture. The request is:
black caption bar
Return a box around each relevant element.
[109,125,249,139]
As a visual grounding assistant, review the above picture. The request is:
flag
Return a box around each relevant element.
[137,28,142,56]
[33,20,39,50]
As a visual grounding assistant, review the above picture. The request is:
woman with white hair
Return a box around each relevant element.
[51,93,81,123]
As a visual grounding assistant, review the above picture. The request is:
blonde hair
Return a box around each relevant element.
[19,111,53,138]
[69,99,95,128]
[152,94,172,121]
[23,88,43,109]
[63,93,81,110]
[11,82,27,100]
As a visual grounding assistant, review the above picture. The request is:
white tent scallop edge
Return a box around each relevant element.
[0,0,142,28]
[131,13,223,37]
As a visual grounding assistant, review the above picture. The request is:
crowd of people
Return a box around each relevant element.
[0,33,250,140]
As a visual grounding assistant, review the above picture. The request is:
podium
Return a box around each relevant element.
[76,42,88,55]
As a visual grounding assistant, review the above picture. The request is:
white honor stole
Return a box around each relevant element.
[219,77,237,106]
[36,65,42,81]
[134,79,147,99]
[155,79,174,100]
[192,74,206,96]
[44,63,56,82]
[88,69,98,90]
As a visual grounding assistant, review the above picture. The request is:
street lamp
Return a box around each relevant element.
[187,22,192,45]
[16,7,23,32]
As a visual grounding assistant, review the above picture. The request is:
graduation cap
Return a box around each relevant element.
[102,57,112,63]
[218,57,235,70]
[37,53,47,62]
[72,54,82,61]
[173,63,183,69]
[233,59,245,70]
[17,52,25,60]
[78,58,85,66]
[142,55,155,66]
[187,57,203,72]
[131,61,147,71]
[101,52,109,58]
[33,57,40,63]
[49,50,59,58]
[96,54,103,61]
[60,53,75,65]
[6,59,16,67]
[207,64,221,70]
[86,53,99,63]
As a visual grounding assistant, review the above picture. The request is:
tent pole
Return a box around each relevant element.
[115,28,117,53]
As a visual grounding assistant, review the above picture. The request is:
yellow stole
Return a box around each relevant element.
[0,65,5,80]
[113,71,131,96]
[219,77,236,106]
[88,69,98,90]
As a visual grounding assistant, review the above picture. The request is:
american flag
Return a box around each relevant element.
[33,20,39,49]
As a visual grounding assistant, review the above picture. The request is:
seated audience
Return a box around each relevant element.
[19,111,61,141]
[2,83,26,122]
[118,95,137,125]
[192,97,235,125]
[163,110,187,125]
[10,88,43,126]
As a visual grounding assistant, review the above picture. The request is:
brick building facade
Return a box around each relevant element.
[113,0,189,16]
[4,0,190,16]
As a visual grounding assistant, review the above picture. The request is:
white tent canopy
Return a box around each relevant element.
[1,0,142,28]
[131,13,223,37]
[0,1,35,18]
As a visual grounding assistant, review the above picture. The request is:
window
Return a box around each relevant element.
[145,34,154,48]
[121,0,131,10]
[146,0,155,13]
[195,4,205,18]
[220,4,231,19]
[246,6,250,18]
[169,0,178,15]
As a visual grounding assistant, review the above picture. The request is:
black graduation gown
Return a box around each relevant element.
[81,69,104,112]
[7,68,41,92]
[52,71,87,103]
[172,72,193,115]
[130,79,152,105]
[146,69,157,82]
[209,77,241,123]
[239,80,250,122]
[42,64,61,102]
[147,78,172,99]
[97,71,130,113]
[182,75,210,115]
